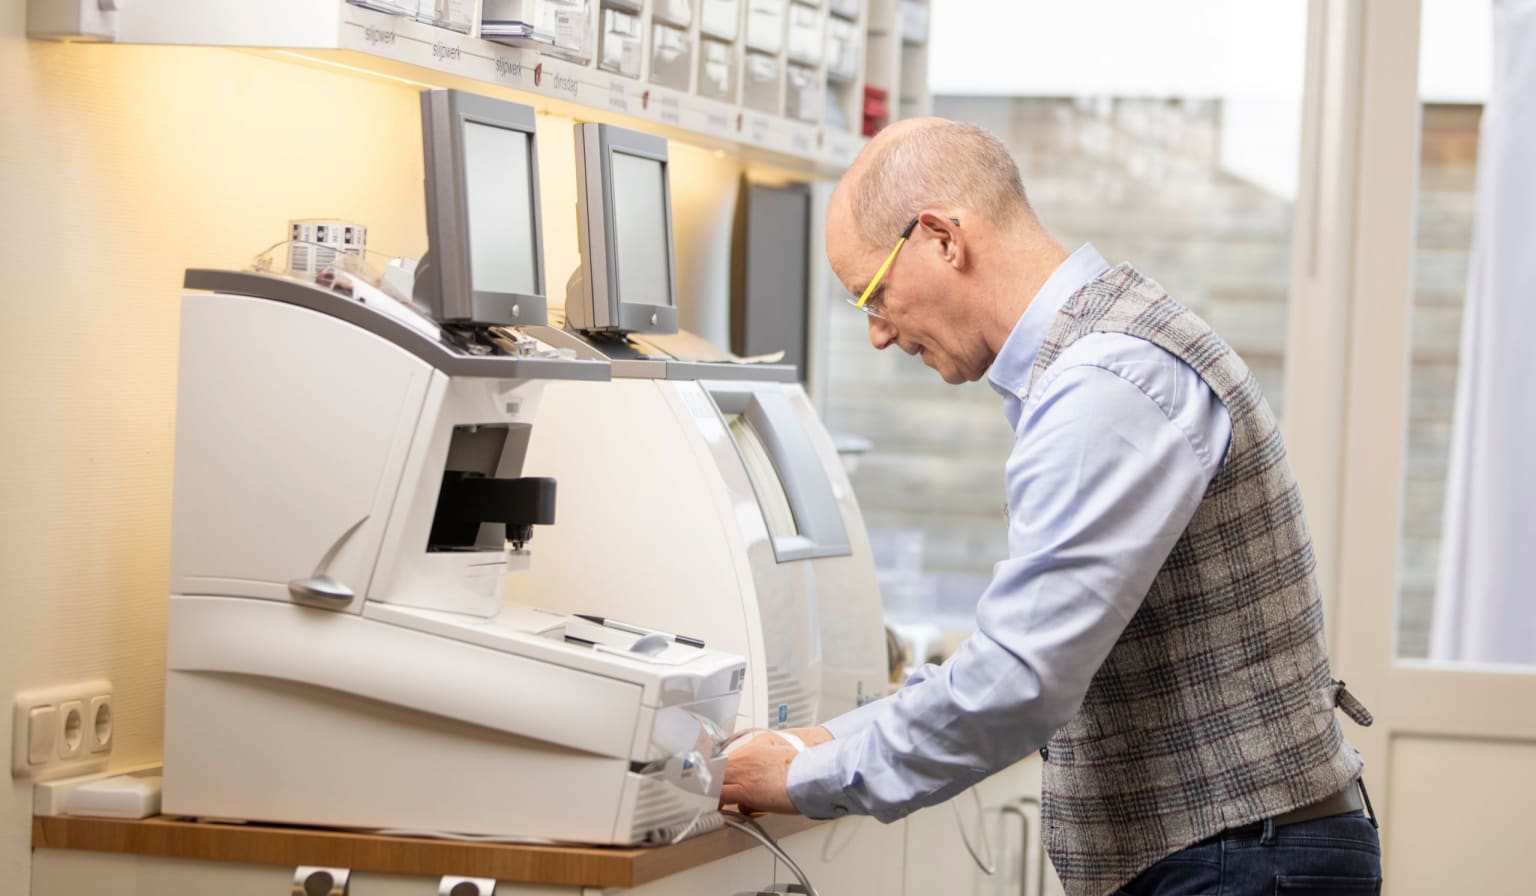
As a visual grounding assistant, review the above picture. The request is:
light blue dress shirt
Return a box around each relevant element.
[786,244,1234,821]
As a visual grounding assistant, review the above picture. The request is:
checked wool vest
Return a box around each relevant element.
[1024,265,1370,896]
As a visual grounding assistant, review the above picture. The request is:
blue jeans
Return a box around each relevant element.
[1114,811,1382,895]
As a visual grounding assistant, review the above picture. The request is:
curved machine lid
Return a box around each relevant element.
[184,269,610,383]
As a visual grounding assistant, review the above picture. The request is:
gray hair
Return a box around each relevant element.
[850,120,1033,247]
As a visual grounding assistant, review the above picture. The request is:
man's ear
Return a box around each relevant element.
[918,210,965,270]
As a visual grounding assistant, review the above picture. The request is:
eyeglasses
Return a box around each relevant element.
[846,216,959,320]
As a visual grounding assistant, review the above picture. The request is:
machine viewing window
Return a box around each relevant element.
[565,122,680,335]
[724,413,800,540]
[707,383,850,563]
[418,88,547,327]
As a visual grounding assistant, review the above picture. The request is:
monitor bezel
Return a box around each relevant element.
[569,122,680,334]
[419,88,548,327]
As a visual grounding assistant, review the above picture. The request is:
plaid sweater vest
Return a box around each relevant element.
[1025,265,1368,896]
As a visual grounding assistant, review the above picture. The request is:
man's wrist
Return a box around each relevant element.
[789,725,835,748]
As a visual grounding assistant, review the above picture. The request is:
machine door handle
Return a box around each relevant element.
[288,575,354,605]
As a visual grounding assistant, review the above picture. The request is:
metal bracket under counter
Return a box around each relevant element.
[31,814,825,890]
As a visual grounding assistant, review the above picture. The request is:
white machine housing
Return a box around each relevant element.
[518,363,888,730]
[540,113,885,733]
[164,271,744,844]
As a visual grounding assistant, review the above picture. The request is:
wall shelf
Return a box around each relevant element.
[87,0,921,177]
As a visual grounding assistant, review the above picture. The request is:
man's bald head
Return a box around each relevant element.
[834,117,1035,249]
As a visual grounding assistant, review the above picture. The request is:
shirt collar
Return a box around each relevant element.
[987,243,1111,426]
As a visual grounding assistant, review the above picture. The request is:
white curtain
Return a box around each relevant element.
[1430,0,1536,663]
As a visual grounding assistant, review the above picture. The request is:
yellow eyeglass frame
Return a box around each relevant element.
[850,216,959,318]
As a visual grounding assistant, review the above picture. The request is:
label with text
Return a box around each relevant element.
[658,95,680,124]
[495,57,522,81]
[363,25,396,46]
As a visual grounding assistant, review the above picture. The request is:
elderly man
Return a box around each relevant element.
[721,118,1380,896]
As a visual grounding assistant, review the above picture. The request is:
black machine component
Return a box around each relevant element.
[429,473,557,551]
[730,178,811,378]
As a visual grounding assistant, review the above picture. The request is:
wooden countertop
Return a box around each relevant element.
[33,814,823,889]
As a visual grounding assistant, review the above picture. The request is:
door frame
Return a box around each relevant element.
[1285,0,1536,880]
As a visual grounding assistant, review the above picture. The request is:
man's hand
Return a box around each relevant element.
[720,726,833,815]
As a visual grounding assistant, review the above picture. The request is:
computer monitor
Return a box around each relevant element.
[566,123,679,335]
[417,88,547,327]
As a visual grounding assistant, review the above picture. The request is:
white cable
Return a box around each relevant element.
[951,785,997,876]
[723,811,821,896]
[818,815,859,863]
[668,809,726,844]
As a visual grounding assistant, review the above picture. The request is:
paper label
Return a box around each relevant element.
[555,9,582,49]
[445,0,473,31]
[620,38,640,76]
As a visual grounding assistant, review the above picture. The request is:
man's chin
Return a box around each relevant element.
[929,360,965,384]
[929,358,980,385]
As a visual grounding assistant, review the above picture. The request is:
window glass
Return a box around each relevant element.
[1396,0,1492,660]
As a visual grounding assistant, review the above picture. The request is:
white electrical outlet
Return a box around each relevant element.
[88,695,114,754]
[11,680,113,781]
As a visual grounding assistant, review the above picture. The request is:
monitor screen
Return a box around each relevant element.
[462,120,538,297]
[610,150,673,308]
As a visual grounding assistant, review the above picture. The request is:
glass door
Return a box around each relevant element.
[1290,2,1536,892]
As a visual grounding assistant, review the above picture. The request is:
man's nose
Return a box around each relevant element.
[868,315,896,350]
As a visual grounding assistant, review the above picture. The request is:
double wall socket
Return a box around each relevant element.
[11,680,114,781]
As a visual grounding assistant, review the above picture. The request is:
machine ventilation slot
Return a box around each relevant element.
[765,667,815,729]
[632,772,695,834]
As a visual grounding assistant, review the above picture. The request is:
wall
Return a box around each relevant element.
[0,16,425,891]
[0,12,745,892]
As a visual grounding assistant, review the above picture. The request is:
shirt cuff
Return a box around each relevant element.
[785,738,854,819]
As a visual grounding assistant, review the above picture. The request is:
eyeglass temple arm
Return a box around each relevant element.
[854,217,960,309]
[856,241,905,308]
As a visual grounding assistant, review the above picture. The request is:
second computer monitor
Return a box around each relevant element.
[566,123,679,335]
